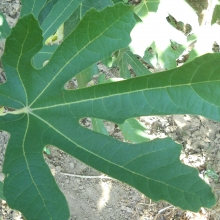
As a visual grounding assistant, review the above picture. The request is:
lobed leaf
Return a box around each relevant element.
[0,2,218,219]
[46,53,219,212]
[0,4,136,219]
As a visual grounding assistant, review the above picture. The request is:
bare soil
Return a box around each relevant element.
[0,0,220,220]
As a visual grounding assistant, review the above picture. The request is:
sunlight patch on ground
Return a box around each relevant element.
[97,180,112,211]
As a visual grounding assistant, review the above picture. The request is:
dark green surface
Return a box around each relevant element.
[0,2,218,219]
[20,0,47,18]
[0,4,137,219]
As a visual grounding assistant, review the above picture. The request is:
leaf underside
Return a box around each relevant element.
[0,3,218,220]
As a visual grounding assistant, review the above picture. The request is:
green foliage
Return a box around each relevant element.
[39,0,84,41]
[20,0,47,18]
[70,0,113,37]
[118,118,150,143]
[134,0,160,17]
[0,12,10,39]
[204,164,219,183]
[205,169,219,183]
[212,4,220,25]
[0,181,5,200]
[43,146,51,155]
[114,48,151,78]
[0,0,219,219]
[32,0,114,69]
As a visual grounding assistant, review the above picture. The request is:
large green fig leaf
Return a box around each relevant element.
[0,3,217,220]
[0,4,135,219]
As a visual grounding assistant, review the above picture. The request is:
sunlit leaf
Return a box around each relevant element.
[134,0,160,19]
[0,181,5,200]
[211,4,220,25]
[0,3,217,219]
[0,4,136,219]
[0,13,10,39]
